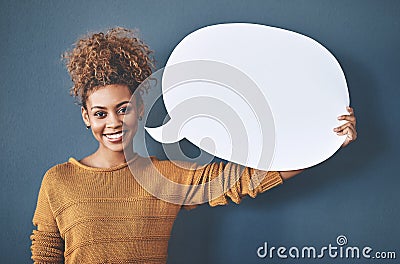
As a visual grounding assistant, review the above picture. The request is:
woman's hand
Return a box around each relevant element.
[334,106,357,148]
[280,106,357,181]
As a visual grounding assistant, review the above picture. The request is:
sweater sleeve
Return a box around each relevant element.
[30,173,64,263]
[159,160,283,210]
[185,162,283,209]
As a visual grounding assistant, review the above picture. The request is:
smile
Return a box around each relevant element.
[103,131,125,142]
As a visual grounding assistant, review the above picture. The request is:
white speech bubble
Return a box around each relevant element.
[145,23,349,171]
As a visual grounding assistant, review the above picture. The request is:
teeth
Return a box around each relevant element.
[105,132,123,139]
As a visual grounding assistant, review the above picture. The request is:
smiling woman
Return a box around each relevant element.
[80,84,143,168]
[30,27,357,263]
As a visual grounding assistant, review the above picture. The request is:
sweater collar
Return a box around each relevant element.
[68,153,139,172]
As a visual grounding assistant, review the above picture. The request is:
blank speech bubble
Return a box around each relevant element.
[145,23,349,171]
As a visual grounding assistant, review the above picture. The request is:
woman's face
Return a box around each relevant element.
[81,84,143,154]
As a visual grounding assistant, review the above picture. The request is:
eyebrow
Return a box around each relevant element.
[91,101,132,110]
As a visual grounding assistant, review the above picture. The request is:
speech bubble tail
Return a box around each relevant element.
[144,125,182,144]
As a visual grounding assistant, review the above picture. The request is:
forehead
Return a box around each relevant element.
[86,84,134,107]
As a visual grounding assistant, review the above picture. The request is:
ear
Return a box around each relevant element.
[135,94,144,118]
[81,106,91,127]
[137,100,144,119]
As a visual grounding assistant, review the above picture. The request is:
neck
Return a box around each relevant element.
[91,144,136,168]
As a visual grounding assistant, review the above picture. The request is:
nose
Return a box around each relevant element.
[106,112,123,128]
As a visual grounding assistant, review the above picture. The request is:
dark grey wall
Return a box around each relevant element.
[1,0,399,263]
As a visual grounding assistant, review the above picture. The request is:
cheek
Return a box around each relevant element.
[90,119,106,135]
[123,113,139,130]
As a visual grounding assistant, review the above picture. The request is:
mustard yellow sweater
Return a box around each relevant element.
[31,154,283,263]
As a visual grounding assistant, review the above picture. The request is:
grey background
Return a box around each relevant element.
[1,0,399,263]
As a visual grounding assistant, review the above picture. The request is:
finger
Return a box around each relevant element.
[338,115,356,124]
[340,126,357,147]
[340,127,351,147]
[337,125,357,138]
[336,126,349,136]
[341,137,350,148]
[336,125,356,137]
[338,128,357,146]
[347,106,355,115]
[338,106,356,122]
[334,122,355,132]
[337,108,356,127]
[341,138,350,148]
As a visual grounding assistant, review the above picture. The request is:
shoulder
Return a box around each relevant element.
[44,160,74,177]
[41,160,76,187]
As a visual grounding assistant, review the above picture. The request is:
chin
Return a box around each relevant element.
[99,141,123,153]
[100,131,135,153]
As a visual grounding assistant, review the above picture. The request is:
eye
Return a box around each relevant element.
[94,111,107,118]
[118,106,131,114]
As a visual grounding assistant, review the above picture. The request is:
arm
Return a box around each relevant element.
[279,169,305,181]
[31,175,64,263]
[138,157,283,210]
[174,161,283,210]
[278,106,357,181]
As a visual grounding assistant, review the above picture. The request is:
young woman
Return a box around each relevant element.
[30,27,357,263]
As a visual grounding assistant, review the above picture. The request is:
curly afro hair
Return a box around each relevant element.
[62,27,155,108]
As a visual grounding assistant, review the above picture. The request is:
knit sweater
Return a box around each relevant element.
[31,154,283,263]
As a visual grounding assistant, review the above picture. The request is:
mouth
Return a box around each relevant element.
[103,131,125,143]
